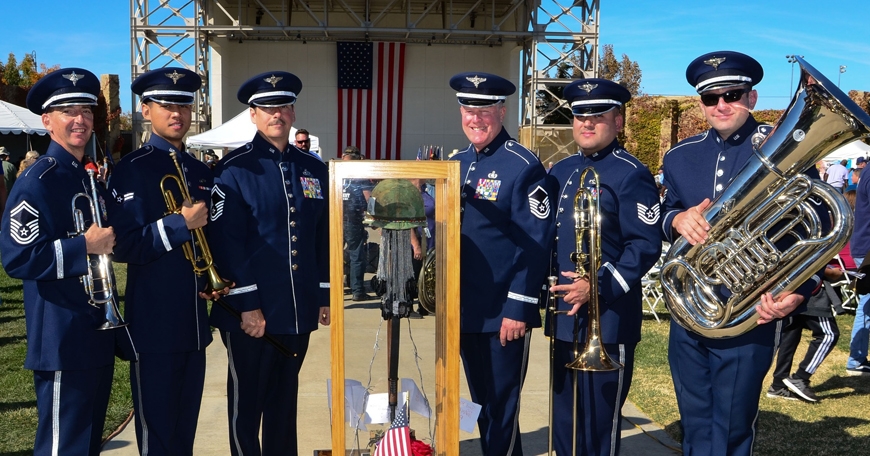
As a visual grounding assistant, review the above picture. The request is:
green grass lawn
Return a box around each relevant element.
[630,306,870,455]
[0,264,132,454]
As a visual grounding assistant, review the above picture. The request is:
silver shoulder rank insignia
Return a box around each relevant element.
[528,185,550,220]
[264,74,283,87]
[579,82,598,94]
[10,201,40,245]
[165,70,185,84]
[637,202,660,225]
[704,57,726,70]
[63,71,83,86]
[487,171,498,179]
[210,186,226,222]
[466,75,487,88]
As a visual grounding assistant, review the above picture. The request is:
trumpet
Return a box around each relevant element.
[160,151,232,294]
[547,167,621,455]
[70,169,127,330]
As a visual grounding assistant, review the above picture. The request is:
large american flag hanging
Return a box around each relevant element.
[337,41,406,160]
[372,403,412,456]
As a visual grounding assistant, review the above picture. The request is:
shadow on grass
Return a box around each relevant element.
[0,335,26,347]
[756,411,870,455]
[812,373,870,399]
[0,400,36,413]
[0,450,32,456]
[0,314,24,325]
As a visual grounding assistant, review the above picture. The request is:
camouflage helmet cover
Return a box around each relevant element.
[364,179,426,230]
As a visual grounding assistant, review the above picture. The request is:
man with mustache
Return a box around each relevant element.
[448,72,555,455]
[0,68,117,456]
[208,71,330,456]
[109,67,219,455]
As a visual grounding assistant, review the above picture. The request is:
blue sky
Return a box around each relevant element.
[1,0,866,113]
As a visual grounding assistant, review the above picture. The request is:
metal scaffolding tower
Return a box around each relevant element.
[130,0,599,154]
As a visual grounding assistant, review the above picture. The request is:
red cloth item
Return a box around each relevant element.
[409,438,432,456]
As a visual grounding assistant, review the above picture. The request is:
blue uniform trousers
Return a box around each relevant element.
[131,350,206,455]
[33,365,113,456]
[345,225,367,295]
[552,340,634,456]
[461,331,531,456]
[221,331,311,456]
[669,322,780,456]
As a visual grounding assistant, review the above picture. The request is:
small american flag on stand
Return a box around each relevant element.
[373,403,412,456]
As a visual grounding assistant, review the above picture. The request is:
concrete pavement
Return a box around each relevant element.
[101,293,680,455]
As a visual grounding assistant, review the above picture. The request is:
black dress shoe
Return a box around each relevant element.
[408,311,423,319]
[352,292,372,301]
[416,307,430,317]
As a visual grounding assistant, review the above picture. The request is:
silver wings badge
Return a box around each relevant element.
[704,57,726,70]
[264,75,283,87]
[466,75,487,88]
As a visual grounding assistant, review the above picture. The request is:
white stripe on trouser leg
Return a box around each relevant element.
[505,331,532,456]
[609,345,626,456]
[751,319,784,454]
[807,318,836,374]
[134,361,149,455]
[227,333,244,455]
[52,371,61,456]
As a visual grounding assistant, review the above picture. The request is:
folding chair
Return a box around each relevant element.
[831,254,860,312]
[641,245,669,323]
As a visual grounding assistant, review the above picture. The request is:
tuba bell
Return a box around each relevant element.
[417,248,436,315]
[661,57,870,338]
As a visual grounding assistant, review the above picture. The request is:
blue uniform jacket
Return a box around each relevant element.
[450,128,556,333]
[0,141,116,370]
[548,140,662,344]
[208,133,329,335]
[110,135,213,354]
[851,166,870,258]
[661,116,823,331]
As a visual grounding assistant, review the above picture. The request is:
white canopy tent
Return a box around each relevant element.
[186,109,320,157]
[0,100,48,135]
[823,140,870,163]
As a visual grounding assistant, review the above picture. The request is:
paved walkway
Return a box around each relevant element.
[102,294,680,455]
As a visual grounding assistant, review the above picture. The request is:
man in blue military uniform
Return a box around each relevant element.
[0,68,118,456]
[341,145,375,301]
[208,71,330,456]
[448,72,555,455]
[661,51,821,456]
[548,78,661,456]
[110,67,217,455]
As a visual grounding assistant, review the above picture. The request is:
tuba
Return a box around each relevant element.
[71,169,127,330]
[417,248,436,314]
[661,57,870,338]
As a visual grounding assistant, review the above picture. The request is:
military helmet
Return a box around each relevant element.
[364,179,426,230]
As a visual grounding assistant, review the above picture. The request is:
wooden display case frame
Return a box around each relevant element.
[328,160,461,456]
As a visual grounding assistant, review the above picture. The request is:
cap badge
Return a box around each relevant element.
[466,75,487,88]
[63,71,83,86]
[579,82,598,94]
[264,74,283,88]
[704,57,726,71]
[165,70,185,85]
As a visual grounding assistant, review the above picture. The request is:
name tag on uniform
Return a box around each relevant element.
[475,178,501,201]
[300,177,323,199]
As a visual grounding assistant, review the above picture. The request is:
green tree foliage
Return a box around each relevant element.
[598,44,643,96]
[3,53,21,87]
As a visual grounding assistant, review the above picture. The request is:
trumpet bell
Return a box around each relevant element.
[204,266,233,295]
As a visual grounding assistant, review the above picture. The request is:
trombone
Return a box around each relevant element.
[70,169,127,330]
[160,151,292,357]
[547,166,622,455]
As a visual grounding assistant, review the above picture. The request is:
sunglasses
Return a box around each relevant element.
[296,139,310,144]
[700,88,750,107]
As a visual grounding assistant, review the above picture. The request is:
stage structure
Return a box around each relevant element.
[131,0,599,156]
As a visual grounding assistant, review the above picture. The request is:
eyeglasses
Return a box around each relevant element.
[700,89,750,107]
